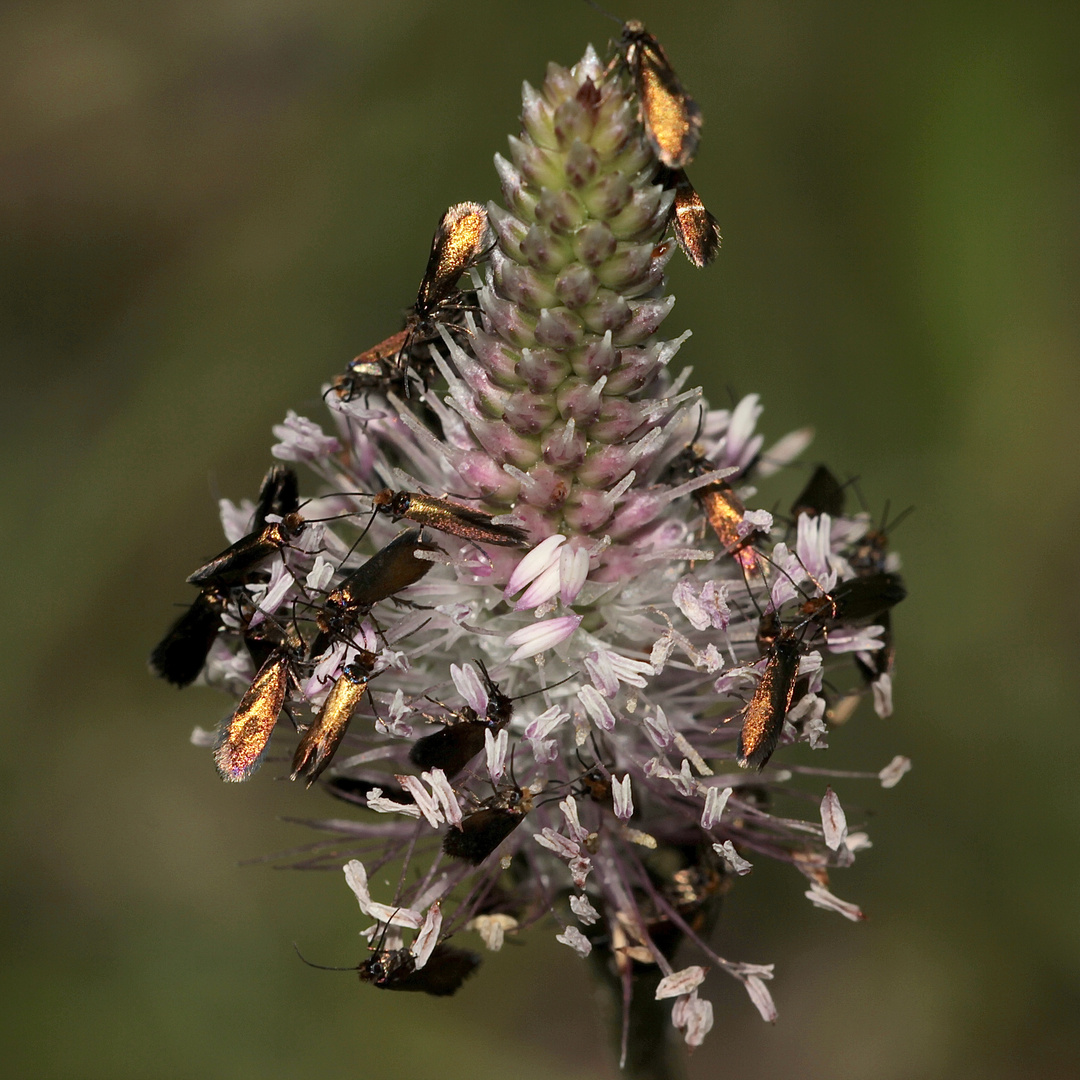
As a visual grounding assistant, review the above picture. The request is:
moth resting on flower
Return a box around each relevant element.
[158,28,909,1063]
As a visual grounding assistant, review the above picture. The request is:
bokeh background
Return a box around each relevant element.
[3,1,1078,1077]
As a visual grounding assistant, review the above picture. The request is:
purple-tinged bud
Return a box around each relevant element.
[564,139,601,188]
[552,99,594,148]
[591,99,636,158]
[521,224,573,272]
[520,80,556,149]
[606,491,665,539]
[595,240,659,292]
[572,220,617,267]
[501,388,559,435]
[579,290,632,335]
[608,185,672,240]
[542,61,579,105]
[557,376,606,426]
[492,246,558,311]
[573,330,618,380]
[517,346,572,393]
[486,201,529,262]
[471,329,524,387]
[542,419,586,469]
[466,414,539,470]
[581,171,633,220]
[505,462,569,510]
[451,449,521,502]
[505,614,582,662]
[534,188,587,235]
[554,263,600,308]
[591,398,651,443]
[480,285,538,348]
[508,135,565,190]
[493,153,538,220]
[613,297,676,347]
[563,486,620,533]
[576,441,639,488]
[535,307,584,349]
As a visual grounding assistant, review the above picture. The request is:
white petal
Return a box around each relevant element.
[366,788,422,818]
[504,534,566,598]
[612,774,634,821]
[805,882,865,921]
[569,893,600,925]
[820,786,848,851]
[485,727,508,785]
[713,841,753,875]
[534,828,579,860]
[878,754,911,788]
[559,544,591,604]
[872,673,894,718]
[578,684,617,732]
[743,975,778,1022]
[515,560,563,610]
[409,902,443,968]
[450,662,488,715]
[671,991,714,1047]
[343,860,422,927]
[655,965,707,999]
[505,614,582,661]
[555,925,592,957]
[396,774,443,828]
[559,795,589,844]
[424,768,462,828]
[701,786,732,829]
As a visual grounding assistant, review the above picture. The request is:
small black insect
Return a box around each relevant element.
[333,203,489,399]
[790,465,846,520]
[409,660,515,777]
[443,783,534,865]
[251,465,300,532]
[187,513,305,587]
[149,587,228,687]
[316,528,442,641]
[360,944,480,996]
[297,942,480,997]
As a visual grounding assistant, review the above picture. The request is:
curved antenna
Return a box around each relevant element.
[582,0,623,27]
[293,943,359,972]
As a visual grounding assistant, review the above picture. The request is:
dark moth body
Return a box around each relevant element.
[333,202,488,400]
[149,587,227,687]
[409,660,516,776]
[186,513,305,587]
[790,465,846,520]
[360,944,480,996]
[443,784,534,864]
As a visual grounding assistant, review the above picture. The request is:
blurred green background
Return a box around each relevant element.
[3,1,1078,1076]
